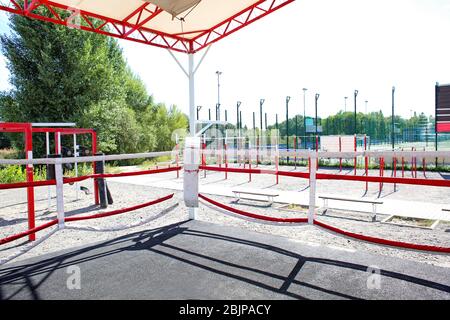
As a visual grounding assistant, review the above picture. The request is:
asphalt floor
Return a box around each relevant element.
[0,220,449,300]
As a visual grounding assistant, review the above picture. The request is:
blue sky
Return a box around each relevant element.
[1,0,450,127]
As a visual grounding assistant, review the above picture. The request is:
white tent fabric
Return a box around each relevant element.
[56,0,260,40]
[144,0,202,20]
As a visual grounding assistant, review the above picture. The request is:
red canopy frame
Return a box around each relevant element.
[0,0,294,221]
[0,122,98,241]
[0,0,294,54]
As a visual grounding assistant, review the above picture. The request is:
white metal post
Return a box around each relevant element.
[74,134,79,201]
[188,53,197,220]
[308,152,317,225]
[55,161,65,229]
[46,132,51,211]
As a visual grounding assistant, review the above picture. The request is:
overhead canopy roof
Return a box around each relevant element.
[0,0,294,53]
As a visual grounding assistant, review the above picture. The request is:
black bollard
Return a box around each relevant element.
[95,153,108,209]
[47,154,62,181]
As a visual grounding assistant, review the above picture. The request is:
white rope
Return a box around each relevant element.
[0,228,59,266]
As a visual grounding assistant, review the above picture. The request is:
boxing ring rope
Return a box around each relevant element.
[199,194,450,254]
[0,151,180,252]
[198,149,450,254]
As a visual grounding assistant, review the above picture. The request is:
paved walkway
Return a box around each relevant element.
[1,221,449,300]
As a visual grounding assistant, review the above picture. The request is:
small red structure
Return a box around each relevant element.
[0,122,97,241]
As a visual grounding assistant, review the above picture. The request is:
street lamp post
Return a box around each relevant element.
[392,86,395,150]
[197,106,203,121]
[303,88,308,148]
[236,101,242,131]
[315,94,320,137]
[354,90,359,135]
[286,96,291,162]
[216,71,222,121]
[344,96,348,112]
[260,99,265,132]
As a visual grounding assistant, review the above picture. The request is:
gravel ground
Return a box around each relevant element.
[1,166,450,268]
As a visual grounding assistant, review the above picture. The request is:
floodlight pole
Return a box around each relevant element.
[303,88,308,148]
[315,94,320,137]
[197,106,203,120]
[260,98,265,132]
[344,96,348,112]
[237,101,242,131]
[392,86,395,150]
[216,71,222,121]
[354,90,359,135]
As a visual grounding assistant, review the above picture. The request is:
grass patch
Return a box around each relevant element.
[388,216,436,228]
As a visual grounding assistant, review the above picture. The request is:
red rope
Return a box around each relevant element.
[199,194,308,224]
[313,220,450,254]
[200,194,450,254]
[66,194,174,222]
[0,179,55,190]
[0,194,174,246]
[0,167,181,190]
[0,220,58,245]
[200,166,450,188]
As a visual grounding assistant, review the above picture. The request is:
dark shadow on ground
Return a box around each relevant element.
[1,220,449,300]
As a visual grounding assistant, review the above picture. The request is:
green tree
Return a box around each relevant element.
[0,11,188,156]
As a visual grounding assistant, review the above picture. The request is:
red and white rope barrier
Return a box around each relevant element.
[200,194,450,254]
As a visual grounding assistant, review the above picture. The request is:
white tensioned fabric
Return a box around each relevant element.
[340,136,356,152]
[55,0,259,40]
[320,136,340,152]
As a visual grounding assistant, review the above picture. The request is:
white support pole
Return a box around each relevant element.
[46,132,51,211]
[188,52,198,220]
[74,134,79,201]
[55,161,65,229]
[308,152,317,225]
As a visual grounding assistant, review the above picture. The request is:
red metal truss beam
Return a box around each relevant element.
[0,0,190,53]
[191,0,295,53]
[0,0,294,54]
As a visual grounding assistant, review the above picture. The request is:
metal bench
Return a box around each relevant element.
[233,190,280,206]
[319,195,384,222]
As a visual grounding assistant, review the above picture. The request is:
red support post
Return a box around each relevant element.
[92,131,99,205]
[25,124,36,241]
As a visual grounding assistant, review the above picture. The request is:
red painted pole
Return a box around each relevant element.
[25,124,36,241]
[92,131,99,205]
